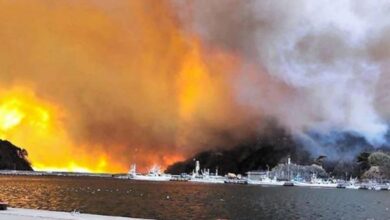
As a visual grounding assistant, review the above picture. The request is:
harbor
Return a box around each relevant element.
[1,159,389,192]
[1,157,389,191]
[113,158,390,191]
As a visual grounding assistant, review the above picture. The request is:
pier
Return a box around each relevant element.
[0,208,146,220]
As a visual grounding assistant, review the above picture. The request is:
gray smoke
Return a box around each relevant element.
[174,0,390,155]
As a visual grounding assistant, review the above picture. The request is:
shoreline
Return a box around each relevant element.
[1,170,389,191]
[0,170,115,178]
[0,208,146,220]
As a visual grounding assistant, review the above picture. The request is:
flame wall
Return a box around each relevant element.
[0,0,260,172]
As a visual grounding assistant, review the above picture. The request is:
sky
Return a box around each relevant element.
[0,0,389,173]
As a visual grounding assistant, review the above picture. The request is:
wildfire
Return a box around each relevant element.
[0,86,187,173]
[0,88,53,138]
[178,41,214,120]
[0,1,240,173]
[0,100,25,132]
[0,87,125,173]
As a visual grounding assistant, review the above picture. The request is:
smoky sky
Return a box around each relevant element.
[174,0,390,154]
[0,0,389,170]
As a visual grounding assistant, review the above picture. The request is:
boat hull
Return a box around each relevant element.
[189,179,225,184]
[294,182,337,188]
[130,176,171,181]
[118,175,171,182]
[224,179,248,185]
[248,180,284,186]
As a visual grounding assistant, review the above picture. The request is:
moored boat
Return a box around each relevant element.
[170,174,190,182]
[358,184,370,190]
[345,184,359,189]
[293,174,337,188]
[224,179,248,185]
[125,164,171,182]
[373,184,389,191]
[336,183,347,188]
[283,181,294,186]
[248,176,284,186]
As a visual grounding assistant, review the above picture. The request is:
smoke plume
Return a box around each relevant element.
[175,0,390,156]
[0,0,389,172]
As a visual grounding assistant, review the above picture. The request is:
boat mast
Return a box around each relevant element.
[287,156,291,181]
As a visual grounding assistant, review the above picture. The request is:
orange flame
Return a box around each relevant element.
[0,87,125,173]
[0,1,242,173]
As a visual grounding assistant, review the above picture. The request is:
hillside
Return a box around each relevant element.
[0,139,33,170]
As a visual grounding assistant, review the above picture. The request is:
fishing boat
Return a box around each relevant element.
[224,179,248,185]
[345,177,359,189]
[248,174,284,186]
[293,174,337,188]
[336,183,347,188]
[358,183,370,190]
[283,181,294,186]
[345,184,359,189]
[373,184,390,191]
[189,161,225,184]
[126,164,171,182]
[170,173,191,182]
[190,174,225,184]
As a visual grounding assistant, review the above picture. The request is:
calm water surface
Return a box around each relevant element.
[0,176,389,220]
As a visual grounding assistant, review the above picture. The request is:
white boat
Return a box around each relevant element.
[224,179,248,184]
[294,181,337,188]
[345,177,359,189]
[345,184,360,189]
[190,175,225,184]
[189,161,225,184]
[294,174,337,188]
[126,164,171,182]
[373,184,389,191]
[248,176,284,186]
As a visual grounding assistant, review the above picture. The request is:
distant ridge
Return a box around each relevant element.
[165,125,310,175]
[0,139,33,171]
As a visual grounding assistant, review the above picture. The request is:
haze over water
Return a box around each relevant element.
[0,176,389,220]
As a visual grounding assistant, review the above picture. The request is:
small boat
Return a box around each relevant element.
[224,179,248,185]
[248,176,284,186]
[358,184,370,190]
[373,184,389,191]
[344,177,359,189]
[336,183,347,189]
[283,181,294,186]
[346,184,359,189]
[170,174,190,182]
[125,164,171,182]
[293,180,337,188]
[190,176,225,184]
[189,161,225,184]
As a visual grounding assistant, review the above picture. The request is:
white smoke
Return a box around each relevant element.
[175,0,390,146]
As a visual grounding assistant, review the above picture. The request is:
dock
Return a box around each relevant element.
[0,208,147,220]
